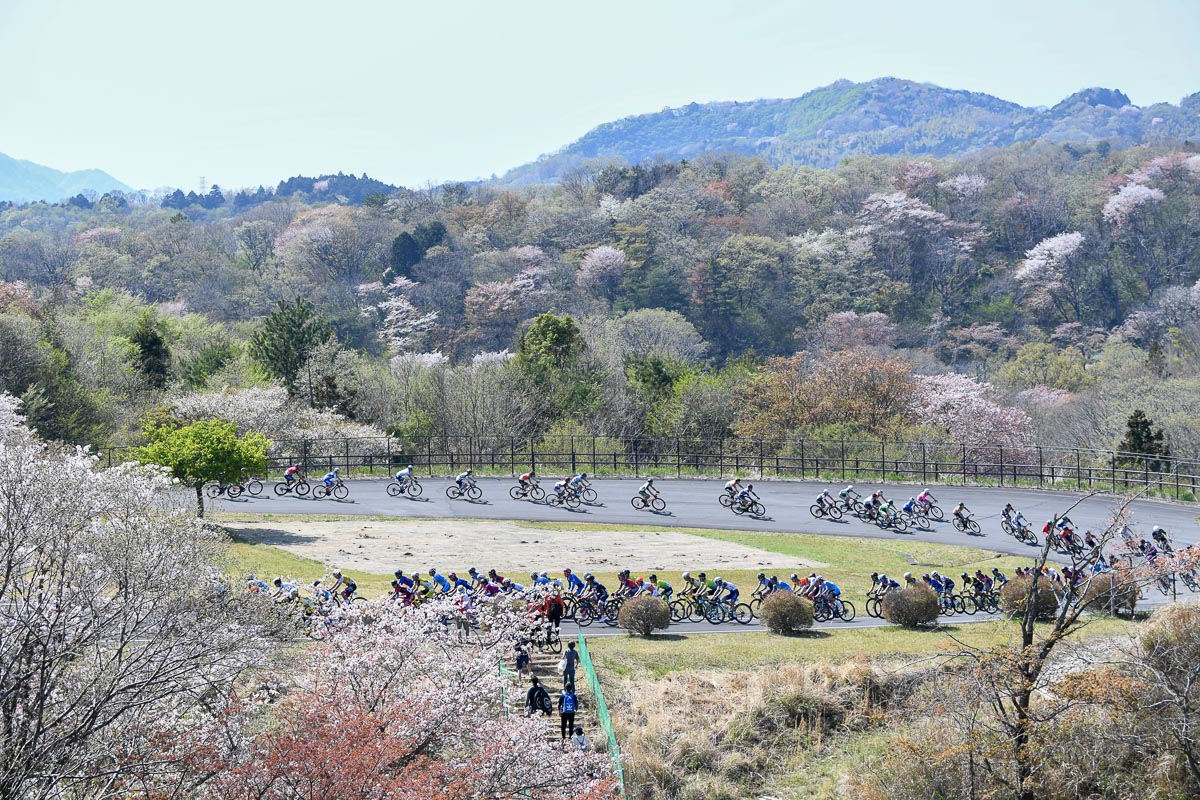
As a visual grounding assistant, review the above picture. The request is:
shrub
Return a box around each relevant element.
[617,596,670,637]
[998,575,1059,620]
[881,586,940,627]
[1080,571,1139,616]
[758,592,814,634]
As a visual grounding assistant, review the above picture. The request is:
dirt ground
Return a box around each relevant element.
[228,518,823,574]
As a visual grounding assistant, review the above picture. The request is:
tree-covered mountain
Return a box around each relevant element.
[503,78,1200,184]
[0,151,130,203]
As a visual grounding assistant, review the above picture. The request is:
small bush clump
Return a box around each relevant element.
[999,575,1059,620]
[881,586,940,627]
[618,595,671,637]
[758,592,814,634]
[1080,572,1139,616]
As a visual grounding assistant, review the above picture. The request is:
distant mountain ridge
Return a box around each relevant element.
[502,78,1200,184]
[0,152,130,203]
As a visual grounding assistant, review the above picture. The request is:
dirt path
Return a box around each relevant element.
[228,518,823,574]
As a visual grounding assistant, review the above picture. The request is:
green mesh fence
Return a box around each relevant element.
[577,632,626,796]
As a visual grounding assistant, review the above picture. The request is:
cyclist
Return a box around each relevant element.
[502,577,527,594]
[270,576,298,602]
[878,574,900,594]
[752,572,772,598]
[940,572,956,595]
[697,572,718,597]
[903,571,917,587]
[637,478,660,504]
[973,570,994,593]
[552,477,570,500]
[712,577,739,609]
[838,484,860,508]
[568,472,590,493]
[927,572,945,595]
[869,571,884,595]
[517,469,537,493]
[455,469,475,492]
[724,477,744,499]
[1001,502,1015,523]
[680,572,701,596]
[449,572,473,593]
[917,488,936,510]
[1056,514,1075,532]
[816,488,836,511]
[322,468,340,492]
[648,574,673,600]
[581,573,609,604]
[991,567,1008,586]
[428,568,452,595]
[789,572,803,591]
[878,496,895,521]
[283,464,302,487]
[861,493,877,519]
[563,568,586,594]
[1083,530,1099,550]
[1151,525,1172,552]
[734,483,759,511]
[952,501,972,526]
[395,464,415,488]
[766,575,792,594]
[902,496,919,516]
[329,570,357,604]
[487,568,507,586]
[617,570,640,598]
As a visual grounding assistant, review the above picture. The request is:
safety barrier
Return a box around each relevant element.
[576,631,626,797]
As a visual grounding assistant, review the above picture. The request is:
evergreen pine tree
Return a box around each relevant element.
[1118,409,1171,472]
[248,298,334,396]
[131,313,171,389]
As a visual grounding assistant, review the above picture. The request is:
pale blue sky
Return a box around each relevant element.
[2,0,1197,191]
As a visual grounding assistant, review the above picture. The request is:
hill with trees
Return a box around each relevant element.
[0,151,131,203]
[503,78,1200,184]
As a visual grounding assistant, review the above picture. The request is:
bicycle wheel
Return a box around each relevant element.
[747,597,762,616]
[227,484,244,499]
[827,505,842,521]
[733,603,754,624]
[407,481,423,497]
[837,600,855,622]
[446,486,461,499]
[295,481,311,497]
[205,484,223,499]
[529,485,544,501]
[565,494,580,509]
[968,520,981,535]
[893,517,909,533]
[467,486,482,500]
[576,605,594,627]
[547,633,563,654]
[718,493,733,507]
[1001,520,1014,536]
[333,484,348,500]
[913,514,929,529]
[631,496,646,510]
[813,605,830,623]
[650,497,665,512]
[509,486,525,500]
[809,504,824,519]
[669,600,687,622]
[274,482,290,496]
[246,480,263,496]
[582,488,597,503]
[731,502,747,516]
[388,482,404,497]
[866,597,881,618]
[752,502,765,517]
[957,595,975,615]
[704,604,727,625]
[928,505,944,520]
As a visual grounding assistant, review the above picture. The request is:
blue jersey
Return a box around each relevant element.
[565,573,585,592]
[824,581,840,596]
[430,573,452,593]
[452,577,472,591]
[929,579,944,593]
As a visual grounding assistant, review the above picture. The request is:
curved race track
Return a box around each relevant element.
[222,477,1200,557]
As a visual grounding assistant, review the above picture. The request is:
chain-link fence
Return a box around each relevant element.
[577,632,625,796]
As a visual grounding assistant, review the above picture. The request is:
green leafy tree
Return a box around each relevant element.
[130,312,171,389]
[135,418,269,516]
[1118,408,1171,471]
[19,342,104,446]
[249,298,333,395]
[180,341,235,390]
[515,313,599,417]
[386,232,423,282]
[996,343,1090,392]
[413,220,447,251]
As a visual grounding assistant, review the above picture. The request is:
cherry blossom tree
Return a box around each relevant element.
[141,600,615,800]
[1015,231,1086,322]
[1102,184,1166,229]
[912,373,1030,464]
[576,245,627,305]
[0,395,278,799]
[813,310,897,351]
[358,277,439,353]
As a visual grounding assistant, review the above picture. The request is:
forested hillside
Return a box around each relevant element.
[504,78,1200,184]
[1,140,1199,465]
[0,151,131,203]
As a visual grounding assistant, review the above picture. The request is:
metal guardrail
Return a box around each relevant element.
[577,631,625,797]
[103,435,1200,500]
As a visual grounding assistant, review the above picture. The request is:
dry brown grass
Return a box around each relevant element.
[608,658,933,800]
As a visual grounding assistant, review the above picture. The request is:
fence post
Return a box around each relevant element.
[799,439,806,479]
[510,437,516,476]
[344,438,350,475]
[676,437,681,478]
[530,438,536,473]
[840,439,846,481]
[1076,450,1082,490]
[998,446,1004,486]
[961,443,967,483]
[571,436,577,475]
[302,439,311,474]
[758,440,764,480]
[426,437,433,475]
[1038,447,1044,488]
[592,436,597,475]
[1110,451,1117,493]
[881,440,887,481]
[921,442,927,483]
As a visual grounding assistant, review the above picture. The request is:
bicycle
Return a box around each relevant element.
[1049,531,1083,555]
[446,480,482,501]
[1180,572,1199,593]
[547,489,581,509]
[205,482,243,500]
[917,501,944,521]
[315,477,350,500]
[937,592,957,616]
[731,497,766,518]
[274,476,311,497]
[631,494,666,512]
[952,514,981,535]
[387,477,424,498]
[1001,519,1039,546]
[509,482,545,502]
[876,510,909,533]
[809,502,843,521]
[813,596,855,622]
[902,511,930,529]
[864,589,887,618]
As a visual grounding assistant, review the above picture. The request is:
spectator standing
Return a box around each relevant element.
[558,683,577,741]
[562,640,579,687]
[514,637,531,679]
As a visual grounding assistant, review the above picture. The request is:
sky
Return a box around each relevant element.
[2,0,1198,192]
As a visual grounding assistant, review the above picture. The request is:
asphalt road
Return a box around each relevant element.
[220,476,1200,558]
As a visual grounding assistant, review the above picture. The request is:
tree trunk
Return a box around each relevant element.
[195,485,205,518]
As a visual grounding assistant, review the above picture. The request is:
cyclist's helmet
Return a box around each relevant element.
[879,574,888,582]
[682,571,691,579]
[272,576,282,587]
[647,478,654,485]
[871,572,879,579]
[991,567,1001,574]
[531,571,539,580]
[394,569,405,579]
[488,569,498,576]
[713,577,723,585]
[922,573,931,580]
[448,572,458,579]
[931,572,940,578]
[909,497,917,504]
[847,484,855,490]
[697,572,707,579]
[530,470,536,476]
[903,572,913,580]
[649,574,658,582]
[564,568,572,575]
[333,570,342,578]
[790,573,799,580]
[1152,525,1164,533]
[581,472,588,478]
[466,469,473,475]
[757,572,766,580]
[619,569,630,577]
[540,571,548,578]
[428,568,437,576]
[552,580,562,588]
[333,468,340,474]
[502,578,511,585]
[961,572,969,580]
